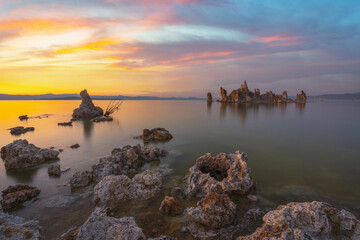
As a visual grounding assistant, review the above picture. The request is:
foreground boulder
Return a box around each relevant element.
[185,151,254,197]
[72,89,103,119]
[70,171,93,189]
[9,126,34,135]
[0,211,44,239]
[77,207,146,240]
[138,128,173,142]
[94,170,162,208]
[1,184,40,211]
[237,201,360,240]
[0,140,59,170]
[187,192,236,229]
[92,145,166,182]
[159,196,183,216]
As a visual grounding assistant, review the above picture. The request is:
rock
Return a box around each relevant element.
[159,196,183,216]
[0,140,60,170]
[220,87,228,102]
[92,116,113,122]
[148,237,178,240]
[77,207,146,240]
[186,192,236,229]
[237,201,360,240]
[1,184,40,211]
[70,171,93,189]
[70,144,80,149]
[282,90,288,100]
[296,90,307,102]
[172,187,185,199]
[18,115,28,121]
[207,92,213,102]
[94,170,162,208]
[48,163,61,177]
[253,89,260,100]
[72,89,103,119]
[246,194,257,202]
[58,121,72,126]
[8,126,34,135]
[185,151,255,198]
[92,145,166,182]
[139,128,173,142]
[57,226,78,240]
[0,211,44,239]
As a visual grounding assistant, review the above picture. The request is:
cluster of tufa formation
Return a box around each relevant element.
[209,81,306,103]
[0,139,59,170]
[72,89,103,120]
[185,151,255,198]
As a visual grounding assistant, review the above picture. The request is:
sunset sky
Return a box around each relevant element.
[0,0,359,97]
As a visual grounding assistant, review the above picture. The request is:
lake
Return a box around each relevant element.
[0,99,359,239]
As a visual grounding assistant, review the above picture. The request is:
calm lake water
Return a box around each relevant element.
[0,100,359,239]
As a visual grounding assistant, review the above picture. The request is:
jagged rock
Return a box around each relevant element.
[237,201,360,240]
[18,115,28,121]
[70,171,93,189]
[77,207,146,240]
[1,184,40,211]
[92,145,166,182]
[0,140,59,170]
[70,144,80,149]
[139,128,173,142]
[48,163,61,177]
[72,89,103,119]
[0,211,44,239]
[282,91,288,100]
[159,196,183,216]
[92,116,113,122]
[187,192,236,229]
[58,121,72,126]
[94,170,162,208]
[8,126,34,135]
[220,87,228,102]
[185,151,254,198]
[296,90,307,102]
[207,92,213,102]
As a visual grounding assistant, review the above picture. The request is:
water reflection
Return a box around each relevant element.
[82,120,94,140]
[296,102,306,116]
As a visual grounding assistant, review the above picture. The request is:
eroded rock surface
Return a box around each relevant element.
[0,211,44,239]
[0,140,59,170]
[92,116,113,122]
[72,89,103,119]
[77,207,146,240]
[92,145,166,182]
[139,128,173,142]
[9,126,34,135]
[159,196,183,216]
[185,151,254,197]
[94,170,162,208]
[1,184,40,211]
[48,163,61,177]
[70,171,93,189]
[237,201,360,240]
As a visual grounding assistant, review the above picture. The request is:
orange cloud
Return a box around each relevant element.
[180,51,236,61]
[56,39,127,54]
[257,34,301,43]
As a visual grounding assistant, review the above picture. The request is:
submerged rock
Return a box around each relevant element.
[92,145,166,182]
[48,163,61,177]
[9,126,34,135]
[0,140,59,170]
[0,211,44,239]
[159,196,183,216]
[92,116,113,122]
[70,144,80,149]
[77,207,146,240]
[237,201,360,240]
[70,171,93,189]
[185,151,254,198]
[18,115,28,121]
[58,121,72,126]
[72,89,103,119]
[94,170,162,208]
[138,128,173,142]
[1,184,40,211]
[187,192,236,229]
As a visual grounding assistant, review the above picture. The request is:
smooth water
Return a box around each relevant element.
[0,100,359,239]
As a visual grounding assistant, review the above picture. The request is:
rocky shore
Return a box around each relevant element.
[209,81,307,103]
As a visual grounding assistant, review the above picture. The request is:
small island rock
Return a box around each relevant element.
[18,115,28,121]
[72,89,103,119]
[9,126,34,135]
[48,163,61,177]
[1,184,40,211]
[139,128,173,142]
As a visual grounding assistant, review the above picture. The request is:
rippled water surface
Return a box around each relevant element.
[0,100,359,239]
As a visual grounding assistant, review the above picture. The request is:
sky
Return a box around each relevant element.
[0,0,359,97]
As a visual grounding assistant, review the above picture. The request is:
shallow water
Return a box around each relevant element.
[0,100,359,239]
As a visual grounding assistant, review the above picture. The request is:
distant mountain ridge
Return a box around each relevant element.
[0,93,204,101]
